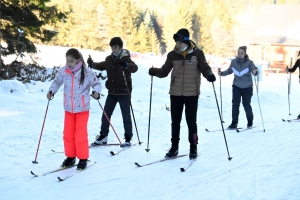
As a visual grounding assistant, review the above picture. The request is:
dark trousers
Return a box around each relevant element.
[170,95,198,145]
[232,85,253,124]
[100,94,132,140]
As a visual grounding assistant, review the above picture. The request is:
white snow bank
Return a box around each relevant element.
[0,80,27,93]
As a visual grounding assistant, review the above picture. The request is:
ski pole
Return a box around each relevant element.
[218,68,224,123]
[287,57,293,115]
[146,72,153,152]
[32,98,51,164]
[121,70,142,145]
[253,75,266,132]
[212,82,232,161]
[96,99,122,145]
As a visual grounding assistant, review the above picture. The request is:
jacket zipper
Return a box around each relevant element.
[71,73,74,113]
[181,56,186,95]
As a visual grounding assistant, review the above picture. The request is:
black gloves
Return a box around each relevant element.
[148,68,157,76]
[120,60,128,69]
[87,56,94,68]
[207,74,216,82]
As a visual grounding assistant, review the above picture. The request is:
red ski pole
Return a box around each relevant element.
[96,100,122,145]
[32,99,51,164]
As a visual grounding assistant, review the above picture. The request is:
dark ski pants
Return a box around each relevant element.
[100,94,132,140]
[170,95,198,146]
[232,85,253,124]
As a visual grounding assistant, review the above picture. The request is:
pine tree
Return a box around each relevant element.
[0,0,66,56]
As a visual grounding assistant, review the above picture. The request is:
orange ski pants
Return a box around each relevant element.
[63,111,89,159]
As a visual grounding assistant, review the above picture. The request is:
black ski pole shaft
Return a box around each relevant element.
[32,99,50,164]
[218,68,224,123]
[212,82,232,160]
[96,100,122,145]
[253,75,265,132]
[146,75,153,152]
[121,70,142,145]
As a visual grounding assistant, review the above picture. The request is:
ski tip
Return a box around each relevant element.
[135,162,142,167]
[51,149,55,152]
[282,119,286,122]
[110,151,116,155]
[180,168,185,172]
[236,129,240,132]
[205,129,209,132]
[57,177,64,181]
[30,171,36,176]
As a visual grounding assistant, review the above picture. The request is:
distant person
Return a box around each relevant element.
[148,28,216,159]
[87,37,138,147]
[218,46,259,129]
[287,50,300,119]
[47,48,101,170]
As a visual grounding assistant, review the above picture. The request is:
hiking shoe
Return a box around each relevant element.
[77,159,88,170]
[165,144,178,158]
[120,142,131,148]
[93,134,107,145]
[61,157,76,168]
[189,144,197,159]
[228,122,237,129]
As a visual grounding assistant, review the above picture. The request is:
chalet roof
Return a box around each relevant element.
[250,4,300,46]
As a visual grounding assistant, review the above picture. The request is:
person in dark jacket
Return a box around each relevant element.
[148,28,216,159]
[219,46,259,129]
[287,50,300,119]
[87,37,138,147]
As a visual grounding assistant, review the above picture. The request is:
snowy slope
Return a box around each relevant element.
[1,49,300,200]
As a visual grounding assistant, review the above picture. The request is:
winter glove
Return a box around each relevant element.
[47,91,54,100]
[148,68,157,76]
[87,56,94,68]
[91,91,100,100]
[207,74,216,82]
[120,60,128,69]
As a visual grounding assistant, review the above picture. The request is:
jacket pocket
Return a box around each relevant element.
[171,76,176,85]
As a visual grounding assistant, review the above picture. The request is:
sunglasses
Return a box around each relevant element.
[173,34,189,42]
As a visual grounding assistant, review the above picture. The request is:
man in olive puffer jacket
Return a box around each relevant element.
[148,28,216,159]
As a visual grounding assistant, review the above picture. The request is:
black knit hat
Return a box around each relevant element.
[173,28,190,45]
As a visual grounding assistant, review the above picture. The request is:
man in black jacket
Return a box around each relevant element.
[87,37,138,147]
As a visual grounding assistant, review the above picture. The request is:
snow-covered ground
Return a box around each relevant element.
[1,46,300,200]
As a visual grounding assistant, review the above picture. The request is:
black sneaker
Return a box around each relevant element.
[228,122,237,129]
[61,157,76,168]
[77,159,88,170]
[93,134,107,145]
[165,145,178,158]
[189,145,197,159]
[247,121,253,128]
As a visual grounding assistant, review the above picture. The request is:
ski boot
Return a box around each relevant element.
[165,144,178,158]
[61,157,76,168]
[77,159,88,170]
[189,144,197,159]
[93,134,107,145]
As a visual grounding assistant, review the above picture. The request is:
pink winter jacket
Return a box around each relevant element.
[48,65,102,113]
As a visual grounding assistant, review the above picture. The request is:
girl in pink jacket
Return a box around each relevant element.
[47,48,101,170]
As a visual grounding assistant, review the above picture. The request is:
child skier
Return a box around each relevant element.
[47,48,101,170]
[219,46,259,129]
[87,37,138,147]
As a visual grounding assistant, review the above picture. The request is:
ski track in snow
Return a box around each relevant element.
[1,46,300,200]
